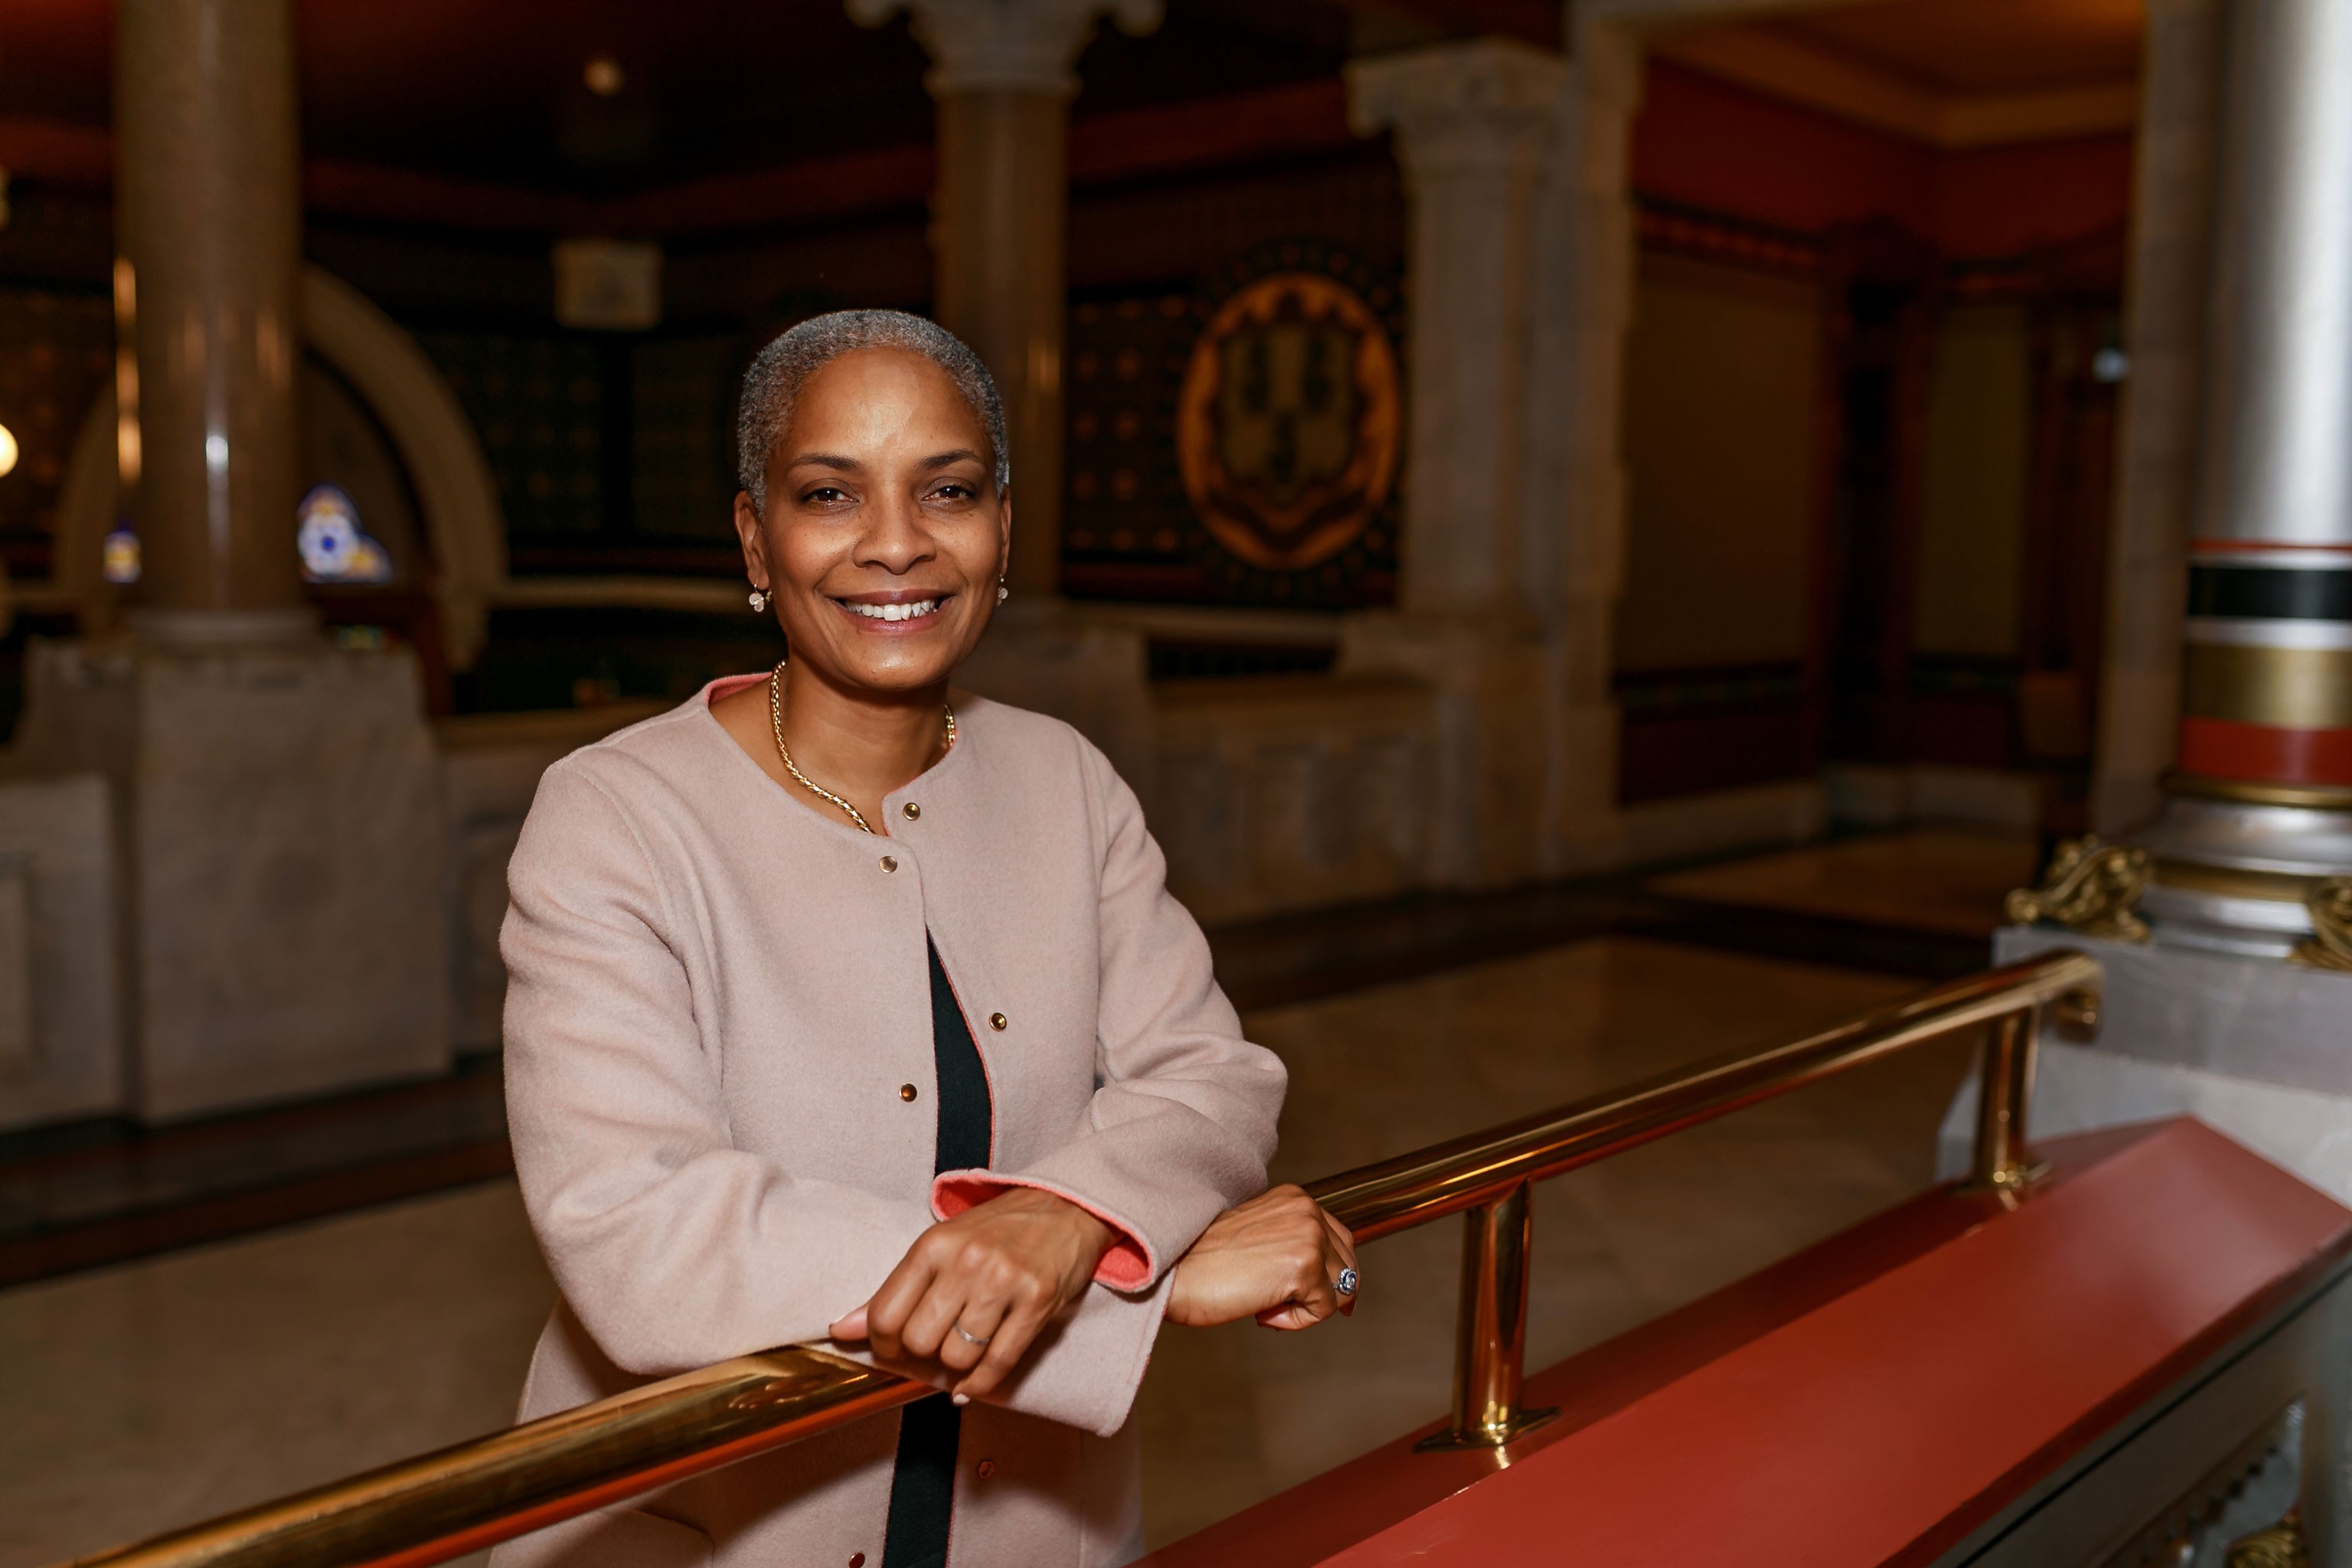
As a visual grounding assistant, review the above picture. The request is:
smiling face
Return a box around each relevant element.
[734,347,1010,700]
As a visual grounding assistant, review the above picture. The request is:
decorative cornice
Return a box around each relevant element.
[1346,38,1568,179]
[847,0,1161,98]
[1649,27,2136,150]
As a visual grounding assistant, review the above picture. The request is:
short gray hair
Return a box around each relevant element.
[735,309,1010,509]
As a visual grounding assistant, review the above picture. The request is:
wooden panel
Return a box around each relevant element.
[1618,704,1811,802]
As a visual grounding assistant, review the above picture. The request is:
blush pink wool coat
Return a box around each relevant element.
[488,678,1287,1568]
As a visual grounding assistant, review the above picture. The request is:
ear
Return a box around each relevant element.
[995,485,1013,583]
[733,491,770,588]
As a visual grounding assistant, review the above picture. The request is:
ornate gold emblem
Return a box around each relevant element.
[2004,836,2152,942]
[2227,1514,2309,1568]
[2291,875,2352,972]
[1175,272,1401,572]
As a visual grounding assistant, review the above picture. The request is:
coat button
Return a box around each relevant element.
[988,1013,1008,1031]
[879,855,897,873]
[975,1459,997,1479]
[900,1083,919,1102]
[902,802,920,821]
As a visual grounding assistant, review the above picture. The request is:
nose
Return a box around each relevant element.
[853,488,935,575]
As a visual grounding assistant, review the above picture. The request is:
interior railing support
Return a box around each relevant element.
[1419,1179,1556,1449]
[48,950,2104,1568]
[1970,1004,2046,1192]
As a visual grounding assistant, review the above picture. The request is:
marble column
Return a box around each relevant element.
[844,0,1163,799]
[849,0,1158,599]
[116,0,309,639]
[1342,39,1574,887]
[5,0,448,1125]
[2089,0,2225,837]
[2129,0,2352,957]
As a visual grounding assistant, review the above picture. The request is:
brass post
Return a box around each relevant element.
[1970,1007,2046,1191]
[1416,1180,1557,1449]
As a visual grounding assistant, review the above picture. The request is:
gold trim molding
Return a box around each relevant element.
[2005,837,2151,942]
[2154,859,2321,905]
[2167,772,2352,811]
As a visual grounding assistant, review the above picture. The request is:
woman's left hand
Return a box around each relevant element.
[829,1187,1114,1402]
[1168,1184,1358,1331]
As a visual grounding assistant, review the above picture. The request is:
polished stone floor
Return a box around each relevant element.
[1647,826,2040,939]
[2,931,1981,1564]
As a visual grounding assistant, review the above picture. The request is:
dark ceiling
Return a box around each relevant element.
[0,0,1494,194]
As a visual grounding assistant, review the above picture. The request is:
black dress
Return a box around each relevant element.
[880,939,996,1568]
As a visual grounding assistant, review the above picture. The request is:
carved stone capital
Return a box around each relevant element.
[847,0,1161,96]
[1346,38,1568,181]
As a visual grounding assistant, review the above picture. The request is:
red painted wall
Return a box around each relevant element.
[1632,63,2134,258]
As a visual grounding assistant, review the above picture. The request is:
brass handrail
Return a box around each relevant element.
[57,949,2099,1568]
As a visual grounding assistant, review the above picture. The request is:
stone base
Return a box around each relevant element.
[13,637,449,1121]
[1338,612,1569,887]
[954,602,1156,806]
[0,774,123,1131]
[1935,925,2352,1202]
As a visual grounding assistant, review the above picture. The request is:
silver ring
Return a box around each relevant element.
[954,1324,991,1348]
[1335,1267,1359,1298]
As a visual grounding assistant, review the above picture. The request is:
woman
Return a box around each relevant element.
[495,310,1357,1568]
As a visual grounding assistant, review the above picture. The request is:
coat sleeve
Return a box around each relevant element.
[932,738,1289,1290]
[503,757,1170,1437]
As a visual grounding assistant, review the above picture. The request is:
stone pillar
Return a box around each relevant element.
[1342,39,1573,886]
[117,0,309,639]
[2090,0,2225,836]
[5,0,448,1126]
[849,0,1157,599]
[2132,0,2352,956]
[844,0,1162,799]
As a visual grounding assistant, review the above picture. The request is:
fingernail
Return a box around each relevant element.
[952,1393,969,1406]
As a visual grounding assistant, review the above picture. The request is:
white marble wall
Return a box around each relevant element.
[1151,675,1439,926]
[13,640,449,1122]
[434,703,664,1053]
[0,773,122,1130]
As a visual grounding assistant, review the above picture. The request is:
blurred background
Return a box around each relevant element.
[0,0,2203,1560]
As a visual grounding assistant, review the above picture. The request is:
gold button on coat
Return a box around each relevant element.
[988,1013,1008,1031]
[902,802,920,820]
[879,855,897,873]
[899,1083,918,1102]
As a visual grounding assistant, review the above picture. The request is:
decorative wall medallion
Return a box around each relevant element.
[1175,270,1401,573]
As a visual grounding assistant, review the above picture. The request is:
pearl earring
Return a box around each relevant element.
[749,587,770,612]
[997,581,1010,603]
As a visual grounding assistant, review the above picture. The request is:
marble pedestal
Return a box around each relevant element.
[1339,612,1569,888]
[13,637,449,1122]
[1937,926,2352,1203]
[954,601,1157,808]
[0,774,123,1130]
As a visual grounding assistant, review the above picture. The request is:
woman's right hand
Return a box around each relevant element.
[1168,1184,1357,1331]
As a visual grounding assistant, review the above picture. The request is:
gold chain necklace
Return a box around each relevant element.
[767,658,955,835]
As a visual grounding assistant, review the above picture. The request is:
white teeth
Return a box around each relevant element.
[844,599,939,622]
